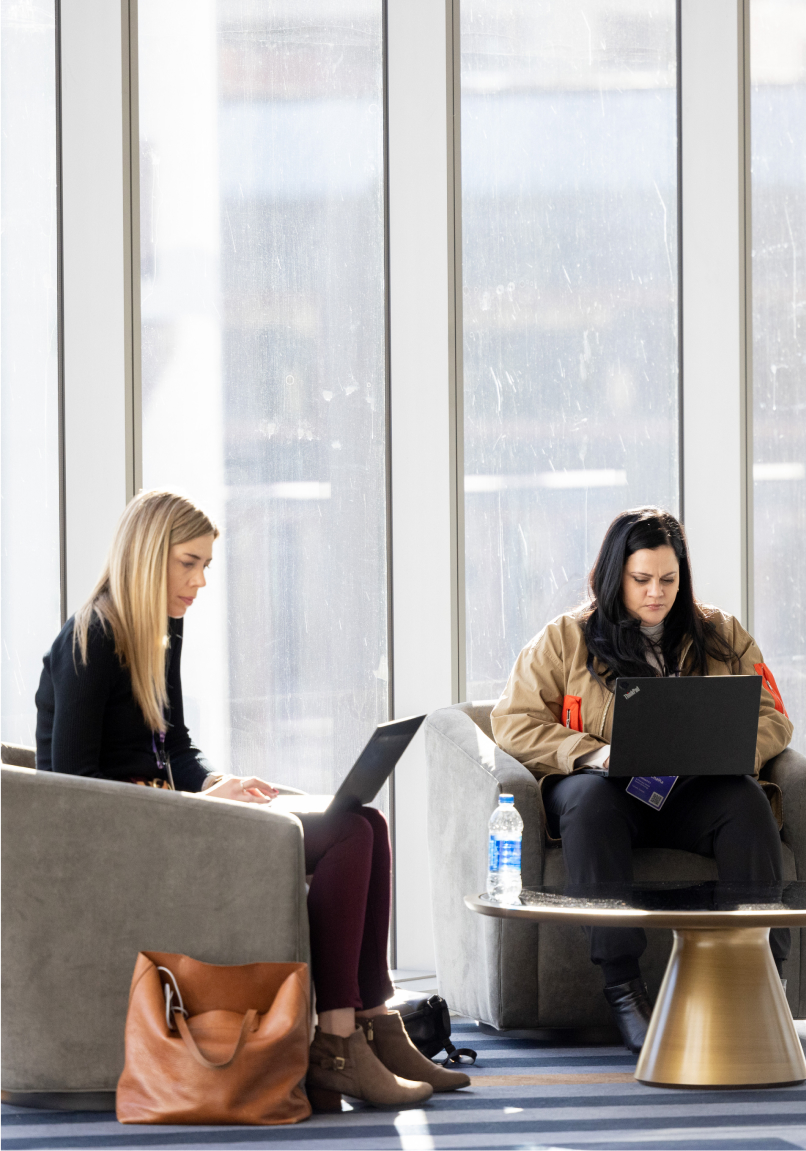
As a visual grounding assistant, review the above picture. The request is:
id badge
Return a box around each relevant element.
[625,775,678,810]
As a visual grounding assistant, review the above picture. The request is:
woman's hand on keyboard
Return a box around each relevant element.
[200,775,279,803]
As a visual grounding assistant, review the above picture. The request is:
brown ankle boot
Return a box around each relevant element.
[359,1012,471,1091]
[306,1025,434,1111]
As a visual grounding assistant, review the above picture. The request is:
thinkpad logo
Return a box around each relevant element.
[623,686,641,700]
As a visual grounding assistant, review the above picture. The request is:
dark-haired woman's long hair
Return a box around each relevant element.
[581,507,736,688]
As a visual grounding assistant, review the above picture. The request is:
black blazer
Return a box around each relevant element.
[35,614,213,791]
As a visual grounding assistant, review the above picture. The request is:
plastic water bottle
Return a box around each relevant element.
[487,793,523,903]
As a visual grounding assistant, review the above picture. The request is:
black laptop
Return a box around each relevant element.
[270,714,425,815]
[606,676,761,777]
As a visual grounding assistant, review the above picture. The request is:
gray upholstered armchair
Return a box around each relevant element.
[425,701,805,1031]
[1,761,310,1108]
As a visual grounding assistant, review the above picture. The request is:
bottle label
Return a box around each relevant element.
[489,835,521,873]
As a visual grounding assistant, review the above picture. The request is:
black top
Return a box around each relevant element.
[35,614,213,792]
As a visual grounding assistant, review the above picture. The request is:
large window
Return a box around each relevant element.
[138,0,388,788]
[1,0,61,745]
[461,0,679,697]
[751,0,806,752]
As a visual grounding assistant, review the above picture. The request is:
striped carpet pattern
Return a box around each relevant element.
[4,1021,806,1150]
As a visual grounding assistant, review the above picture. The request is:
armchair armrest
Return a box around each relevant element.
[764,747,806,875]
[1,742,35,768]
[424,704,547,1026]
[1,767,309,1094]
[425,707,546,885]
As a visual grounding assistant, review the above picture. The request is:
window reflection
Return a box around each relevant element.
[461,0,679,698]
[139,0,388,788]
[751,0,806,753]
[0,0,61,745]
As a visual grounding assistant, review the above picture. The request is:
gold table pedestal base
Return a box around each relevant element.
[636,927,806,1088]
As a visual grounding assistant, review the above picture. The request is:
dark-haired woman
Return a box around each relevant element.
[491,507,793,1053]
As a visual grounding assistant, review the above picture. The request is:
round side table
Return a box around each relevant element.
[465,882,806,1088]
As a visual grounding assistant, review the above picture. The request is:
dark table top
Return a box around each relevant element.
[465,881,806,928]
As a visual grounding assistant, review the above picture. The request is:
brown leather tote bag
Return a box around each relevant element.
[116,951,312,1125]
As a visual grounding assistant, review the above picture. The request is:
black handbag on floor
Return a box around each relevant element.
[399,995,477,1067]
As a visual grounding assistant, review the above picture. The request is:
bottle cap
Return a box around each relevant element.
[499,794,514,804]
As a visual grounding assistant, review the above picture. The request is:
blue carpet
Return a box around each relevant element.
[3,1021,806,1150]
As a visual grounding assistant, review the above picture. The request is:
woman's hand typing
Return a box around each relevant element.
[200,775,279,803]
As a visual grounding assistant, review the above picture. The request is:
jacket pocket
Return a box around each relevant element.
[754,662,789,718]
[562,695,583,732]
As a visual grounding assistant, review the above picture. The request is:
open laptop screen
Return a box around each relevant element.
[609,676,761,778]
[330,714,425,813]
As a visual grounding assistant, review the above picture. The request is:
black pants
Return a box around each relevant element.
[544,772,790,984]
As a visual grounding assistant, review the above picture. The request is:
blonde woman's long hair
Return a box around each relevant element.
[73,490,219,733]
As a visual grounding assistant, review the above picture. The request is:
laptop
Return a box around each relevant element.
[606,675,761,778]
[269,714,426,816]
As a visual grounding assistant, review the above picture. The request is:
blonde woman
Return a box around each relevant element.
[35,490,468,1109]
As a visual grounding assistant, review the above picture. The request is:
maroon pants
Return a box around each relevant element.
[298,806,394,1013]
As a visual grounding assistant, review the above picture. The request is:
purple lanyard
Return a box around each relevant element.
[151,729,175,789]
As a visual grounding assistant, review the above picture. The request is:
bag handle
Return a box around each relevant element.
[442,1040,477,1067]
[174,1008,258,1070]
[158,966,188,1029]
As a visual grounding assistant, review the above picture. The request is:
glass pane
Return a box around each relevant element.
[1,0,61,746]
[138,0,388,789]
[751,0,806,753]
[461,1,679,698]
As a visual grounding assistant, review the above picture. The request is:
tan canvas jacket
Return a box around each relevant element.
[490,608,793,825]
